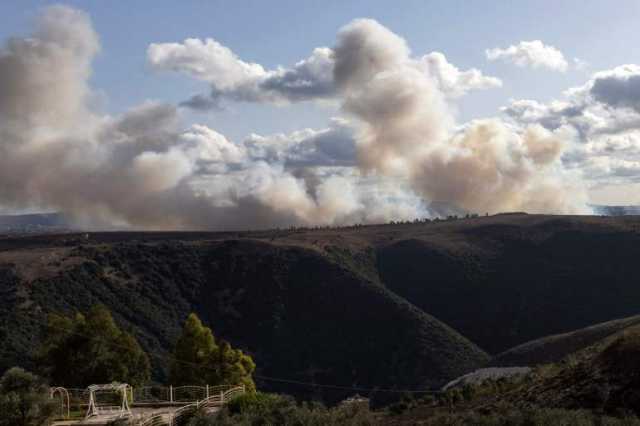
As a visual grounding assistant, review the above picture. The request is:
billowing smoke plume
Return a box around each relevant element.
[332,19,589,215]
[0,7,589,230]
[0,6,339,229]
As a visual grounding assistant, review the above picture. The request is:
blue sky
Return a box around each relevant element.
[0,1,639,225]
[2,0,638,141]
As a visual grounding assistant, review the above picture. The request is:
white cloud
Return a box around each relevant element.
[502,65,640,188]
[148,39,335,107]
[587,65,640,112]
[243,118,356,168]
[148,32,500,108]
[486,40,569,72]
[179,124,246,165]
[419,52,502,97]
[147,38,266,88]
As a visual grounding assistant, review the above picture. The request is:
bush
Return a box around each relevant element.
[599,330,640,379]
[192,392,378,425]
[0,367,56,426]
[225,392,282,415]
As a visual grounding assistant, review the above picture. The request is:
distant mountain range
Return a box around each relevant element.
[591,204,640,216]
[0,213,71,234]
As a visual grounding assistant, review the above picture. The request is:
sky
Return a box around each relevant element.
[0,1,639,227]
[2,1,637,136]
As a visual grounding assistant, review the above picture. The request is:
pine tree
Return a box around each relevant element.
[170,313,256,392]
[169,313,217,385]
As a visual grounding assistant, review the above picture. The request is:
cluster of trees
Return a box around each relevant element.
[383,213,482,226]
[38,305,151,387]
[0,306,256,425]
[259,213,486,237]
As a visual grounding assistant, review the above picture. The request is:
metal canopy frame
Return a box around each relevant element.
[85,383,132,419]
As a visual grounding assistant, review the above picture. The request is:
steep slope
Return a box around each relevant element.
[493,315,640,367]
[376,215,640,353]
[0,238,488,402]
[490,323,640,414]
[384,324,640,424]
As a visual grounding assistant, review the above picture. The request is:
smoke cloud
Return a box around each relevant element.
[0,7,590,230]
[148,26,499,109]
[333,19,589,215]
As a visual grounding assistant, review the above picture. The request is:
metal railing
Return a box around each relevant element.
[131,386,171,404]
[170,385,245,426]
[51,384,246,424]
[131,384,239,405]
[138,413,169,426]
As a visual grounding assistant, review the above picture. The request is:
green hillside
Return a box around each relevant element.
[0,237,487,402]
[2,213,640,403]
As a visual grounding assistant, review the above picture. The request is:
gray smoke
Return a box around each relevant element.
[0,8,590,231]
[0,6,326,229]
[332,19,590,215]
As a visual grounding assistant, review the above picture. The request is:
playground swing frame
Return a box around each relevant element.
[85,383,132,419]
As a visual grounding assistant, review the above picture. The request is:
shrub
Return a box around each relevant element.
[198,392,378,425]
[599,330,640,379]
[0,367,56,426]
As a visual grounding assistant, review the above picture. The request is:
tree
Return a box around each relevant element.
[170,313,256,392]
[0,367,56,426]
[38,305,150,387]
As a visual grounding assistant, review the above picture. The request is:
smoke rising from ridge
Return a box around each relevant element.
[332,19,589,215]
[0,7,590,230]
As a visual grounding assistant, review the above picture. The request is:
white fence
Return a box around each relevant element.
[131,384,240,404]
[50,384,246,424]
[170,385,245,426]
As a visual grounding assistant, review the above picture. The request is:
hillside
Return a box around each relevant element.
[384,323,640,424]
[0,236,487,402]
[493,314,640,367]
[376,215,640,353]
[482,323,640,415]
[2,213,640,402]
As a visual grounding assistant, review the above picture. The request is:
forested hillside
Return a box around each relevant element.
[1,213,640,402]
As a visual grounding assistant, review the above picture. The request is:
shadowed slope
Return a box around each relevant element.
[0,238,488,402]
[493,315,640,367]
